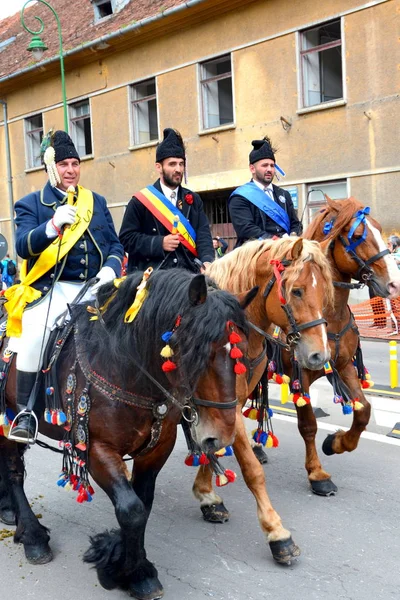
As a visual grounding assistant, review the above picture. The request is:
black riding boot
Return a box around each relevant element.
[8,371,39,444]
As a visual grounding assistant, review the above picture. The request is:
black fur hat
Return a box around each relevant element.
[249,136,276,164]
[52,130,80,163]
[156,128,185,162]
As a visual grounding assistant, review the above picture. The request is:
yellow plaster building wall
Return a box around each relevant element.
[1,0,399,245]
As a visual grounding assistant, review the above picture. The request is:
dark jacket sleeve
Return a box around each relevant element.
[219,238,228,254]
[229,194,270,240]
[284,190,303,235]
[193,193,214,263]
[96,194,124,276]
[15,194,54,259]
[119,197,165,261]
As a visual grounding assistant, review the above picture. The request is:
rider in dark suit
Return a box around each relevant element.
[229,137,302,246]
[119,128,214,273]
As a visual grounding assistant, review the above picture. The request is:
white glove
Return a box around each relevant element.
[46,205,77,238]
[91,266,117,294]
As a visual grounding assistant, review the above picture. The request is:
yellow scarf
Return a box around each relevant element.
[5,185,94,337]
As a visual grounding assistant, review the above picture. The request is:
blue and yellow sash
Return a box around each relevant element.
[230,182,290,233]
[135,185,197,256]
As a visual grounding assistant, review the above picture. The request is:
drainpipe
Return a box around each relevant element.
[0,99,17,261]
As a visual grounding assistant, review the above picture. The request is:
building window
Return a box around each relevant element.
[306,180,347,224]
[69,100,93,157]
[200,55,234,130]
[130,79,159,146]
[93,0,114,21]
[300,19,343,108]
[25,114,43,169]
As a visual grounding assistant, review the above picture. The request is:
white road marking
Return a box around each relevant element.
[273,413,400,447]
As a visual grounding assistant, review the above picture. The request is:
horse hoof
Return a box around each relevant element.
[322,433,337,456]
[0,507,16,526]
[201,503,230,523]
[269,537,301,566]
[24,545,53,565]
[310,478,338,497]
[252,445,268,464]
[129,577,164,600]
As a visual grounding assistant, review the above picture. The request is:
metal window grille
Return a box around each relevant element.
[300,20,343,108]
[70,101,92,157]
[25,114,43,168]
[201,188,237,250]
[130,79,159,146]
[200,55,233,130]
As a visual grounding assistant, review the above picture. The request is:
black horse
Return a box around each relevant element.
[0,269,256,600]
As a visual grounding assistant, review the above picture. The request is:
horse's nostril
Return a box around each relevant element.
[202,437,219,453]
[308,352,324,366]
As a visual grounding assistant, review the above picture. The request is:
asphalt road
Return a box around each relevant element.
[1,413,399,600]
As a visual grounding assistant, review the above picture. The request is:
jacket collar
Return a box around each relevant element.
[40,181,71,207]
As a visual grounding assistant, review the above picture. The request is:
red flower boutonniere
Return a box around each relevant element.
[185,193,194,205]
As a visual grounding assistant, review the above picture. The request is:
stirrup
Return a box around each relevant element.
[8,410,38,444]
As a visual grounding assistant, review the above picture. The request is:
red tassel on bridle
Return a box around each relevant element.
[227,321,247,374]
[270,259,286,305]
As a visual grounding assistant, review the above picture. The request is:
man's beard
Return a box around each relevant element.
[162,169,183,188]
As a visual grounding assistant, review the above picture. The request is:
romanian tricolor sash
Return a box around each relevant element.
[230,182,290,233]
[4,185,94,337]
[135,186,197,257]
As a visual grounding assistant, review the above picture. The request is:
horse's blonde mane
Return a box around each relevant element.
[207,237,334,307]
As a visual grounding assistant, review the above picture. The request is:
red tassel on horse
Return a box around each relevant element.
[234,361,247,375]
[162,360,177,372]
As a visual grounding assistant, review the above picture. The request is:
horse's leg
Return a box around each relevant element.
[322,362,371,456]
[0,440,52,563]
[0,471,16,525]
[192,463,230,523]
[295,377,338,497]
[84,440,173,600]
[233,413,300,565]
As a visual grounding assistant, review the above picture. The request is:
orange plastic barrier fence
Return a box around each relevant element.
[350,297,400,340]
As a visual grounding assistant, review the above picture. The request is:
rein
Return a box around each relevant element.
[263,258,327,347]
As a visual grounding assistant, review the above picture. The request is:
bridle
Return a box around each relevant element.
[263,258,327,347]
[328,207,390,285]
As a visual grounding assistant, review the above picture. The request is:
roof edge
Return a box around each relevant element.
[0,0,207,84]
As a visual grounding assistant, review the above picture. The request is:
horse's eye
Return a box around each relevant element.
[292,289,303,298]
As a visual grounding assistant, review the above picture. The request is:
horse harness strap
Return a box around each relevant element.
[327,308,359,362]
[192,397,238,409]
[263,259,327,347]
[338,235,390,283]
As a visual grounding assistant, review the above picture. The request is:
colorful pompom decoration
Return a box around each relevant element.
[216,469,236,487]
[242,407,258,420]
[291,392,311,408]
[342,403,353,415]
[160,315,182,371]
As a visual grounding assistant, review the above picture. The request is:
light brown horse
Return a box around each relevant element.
[191,236,334,564]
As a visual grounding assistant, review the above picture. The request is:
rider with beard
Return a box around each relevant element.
[119,128,214,273]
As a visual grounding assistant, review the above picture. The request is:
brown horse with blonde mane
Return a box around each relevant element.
[191,236,334,564]
[287,197,400,494]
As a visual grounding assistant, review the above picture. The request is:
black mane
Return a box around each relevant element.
[75,269,248,396]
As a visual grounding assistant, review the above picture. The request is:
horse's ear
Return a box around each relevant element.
[189,274,207,306]
[236,286,259,310]
[288,238,303,261]
[319,238,332,256]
